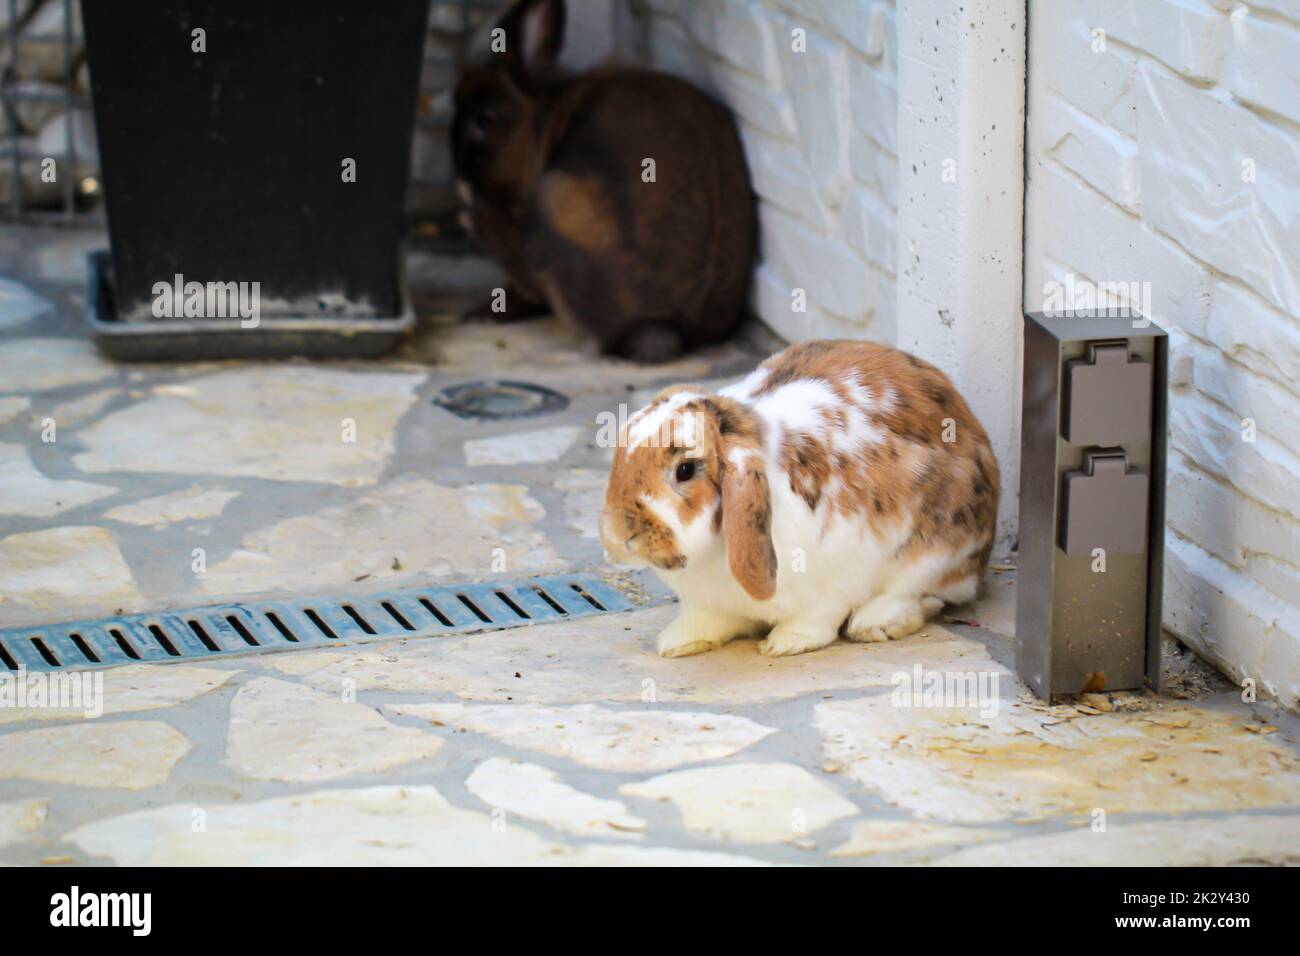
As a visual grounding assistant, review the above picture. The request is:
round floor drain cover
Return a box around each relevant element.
[434,380,569,420]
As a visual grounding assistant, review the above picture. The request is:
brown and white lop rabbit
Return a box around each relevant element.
[451,0,757,362]
[602,341,1002,657]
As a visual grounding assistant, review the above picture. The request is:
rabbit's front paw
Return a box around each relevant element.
[656,609,755,658]
[845,594,940,643]
[758,622,838,657]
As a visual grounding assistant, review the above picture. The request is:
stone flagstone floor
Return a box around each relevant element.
[1,224,1298,866]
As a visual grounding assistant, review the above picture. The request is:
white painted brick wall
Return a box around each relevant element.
[1027,1,1300,708]
[633,0,897,343]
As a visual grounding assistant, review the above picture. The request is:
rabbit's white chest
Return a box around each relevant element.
[662,477,907,627]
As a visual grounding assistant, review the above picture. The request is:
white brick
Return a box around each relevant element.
[1187,339,1297,440]
[1205,281,1300,389]
[836,186,896,273]
[852,141,898,200]
[1169,389,1300,521]
[873,265,897,328]
[644,16,711,91]
[1165,533,1300,709]
[750,262,869,343]
[1024,165,1213,335]
[1224,11,1300,133]
[1034,94,1139,210]
[1167,451,1300,571]
[1136,62,1300,318]
[1039,12,1137,135]
[1166,324,1196,389]
[1083,0,1230,82]
[685,0,782,86]
[738,125,830,230]
[807,307,875,340]
[758,203,873,323]
[776,0,890,61]
[776,22,852,209]
[1247,555,1300,609]
[1240,0,1300,25]
[708,59,798,139]
[863,3,893,62]
[751,261,807,342]
[848,54,898,156]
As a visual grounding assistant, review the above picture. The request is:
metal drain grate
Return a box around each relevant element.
[434,381,570,421]
[0,574,633,673]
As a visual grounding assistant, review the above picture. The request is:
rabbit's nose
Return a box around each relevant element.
[600,515,639,566]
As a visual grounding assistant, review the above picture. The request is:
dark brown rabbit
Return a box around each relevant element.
[451,0,756,362]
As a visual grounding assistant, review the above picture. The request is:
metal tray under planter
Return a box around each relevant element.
[85,250,415,361]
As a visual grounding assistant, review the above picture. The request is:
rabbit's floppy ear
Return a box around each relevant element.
[499,0,566,86]
[709,400,777,601]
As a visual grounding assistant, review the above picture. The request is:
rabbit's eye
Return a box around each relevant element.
[474,108,497,133]
[675,460,697,483]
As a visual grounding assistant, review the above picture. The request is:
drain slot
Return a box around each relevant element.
[30,637,60,667]
[456,594,492,623]
[533,587,569,616]
[110,628,141,660]
[148,624,181,657]
[570,583,606,611]
[303,609,339,640]
[382,602,415,631]
[187,619,220,653]
[264,611,300,643]
[225,615,260,647]
[343,605,377,635]
[69,633,100,663]
[495,591,530,619]
[419,598,453,627]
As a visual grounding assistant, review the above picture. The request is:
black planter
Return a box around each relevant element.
[81,0,429,359]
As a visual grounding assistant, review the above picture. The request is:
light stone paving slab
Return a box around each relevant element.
[0,664,237,725]
[464,425,582,466]
[933,814,1300,866]
[465,757,647,839]
[0,720,191,790]
[388,702,776,772]
[621,762,858,844]
[43,387,119,429]
[267,605,1003,705]
[199,477,560,597]
[226,677,444,783]
[64,785,771,866]
[0,798,49,850]
[0,279,52,329]
[0,442,117,517]
[0,397,31,427]
[0,338,117,394]
[816,691,1300,823]
[433,316,720,387]
[0,526,144,625]
[103,486,239,527]
[556,468,606,539]
[72,366,425,485]
[36,232,107,282]
[967,572,1016,638]
[830,820,1005,858]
